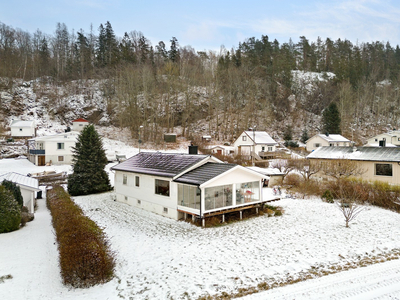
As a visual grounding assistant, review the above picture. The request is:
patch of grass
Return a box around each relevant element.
[0,274,13,283]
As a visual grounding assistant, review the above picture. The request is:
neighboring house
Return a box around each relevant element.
[233,131,278,159]
[72,118,89,132]
[206,145,235,156]
[247,166,285,187]
[10,120,36,138]
[306,133,351,152]
[365,130,400,147]
[307,146,400,185]
[0,172,40,213]
[27,131,79,166]
[111,151,270,224]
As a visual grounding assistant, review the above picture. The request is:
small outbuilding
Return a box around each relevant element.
[10,120,36,138]
[0,172,40,213]
[72,118,89,132]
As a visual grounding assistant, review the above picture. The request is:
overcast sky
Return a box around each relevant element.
[2,0,400,51]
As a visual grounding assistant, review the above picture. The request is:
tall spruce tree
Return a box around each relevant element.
[68,124,112,196]
[322,102,341,134]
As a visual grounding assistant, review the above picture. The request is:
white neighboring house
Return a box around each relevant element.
[10,120,36,138]
[306,133,351,152]
[0,172,40,213]
[111,151,271,224]
[206,145,235,156]
[233,131,278,159]
[27,131,79,166]
[365,130,400,147]
[72,118,89,132]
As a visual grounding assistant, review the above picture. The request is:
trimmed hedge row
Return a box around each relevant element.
[46,186,115,288]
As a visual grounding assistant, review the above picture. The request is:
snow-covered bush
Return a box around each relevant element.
[0,186,21,233]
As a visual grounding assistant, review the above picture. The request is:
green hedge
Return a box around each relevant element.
[46,186,115,287]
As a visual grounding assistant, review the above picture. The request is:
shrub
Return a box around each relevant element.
[2,180,23,208]
[321,190,334,203]
[284,173,303,187]
[0,186,21,233]
[47,186,115,287]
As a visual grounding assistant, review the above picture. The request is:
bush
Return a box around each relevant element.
[47,186,115,287]
[2,180,23,208]
[321,190,334,203]
[284,173,303,187]
[0,186,21,233]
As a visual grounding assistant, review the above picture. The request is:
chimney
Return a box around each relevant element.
[188,143,198,154]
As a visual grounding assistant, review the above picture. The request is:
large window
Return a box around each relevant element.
[178,184,200,209]
[375,164,392,176]
[155,179,170,196]
[57,143,64,150]
[123,174,127,185]
[236,181,260,204]
[205,184,232,210]
[135,176,140,187]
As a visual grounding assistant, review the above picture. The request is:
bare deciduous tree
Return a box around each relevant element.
[292,158,323,181]
[322,158,365,181]
[335,181,365,228]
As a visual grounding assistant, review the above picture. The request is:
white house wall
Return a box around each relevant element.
[19,187,35,213]
[42,140,75,165]
[114,171,179,220]
[11,126,35,137]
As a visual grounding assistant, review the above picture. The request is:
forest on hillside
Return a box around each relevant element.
[1,21,400,144]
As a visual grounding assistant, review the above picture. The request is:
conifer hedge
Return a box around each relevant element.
[0,186,21,233]
[47,186,115,287]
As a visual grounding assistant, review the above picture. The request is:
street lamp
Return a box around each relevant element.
[138,125,143,153]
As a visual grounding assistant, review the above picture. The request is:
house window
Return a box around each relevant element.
[57,143,64,150]
[375,139,378,142]
[375,164,392,176]
[19,128,23,131]
[262,146,265,151]
[155,179,170,196]
[137,200,141,205]
[242,136,247,141]
[123,174,127,185]
[163,207,168,213]
[124,196,128,201]
[178,184,201,209]
[314,143,321,148]
[268,146,273,152]
[58,156,64,162]
[204,184,232,210]
[135,176,140,187]
[236,181,260,205]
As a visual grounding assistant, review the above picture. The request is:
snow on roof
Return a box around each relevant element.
[316,134,350,142]
[30,131,79,142]
[244,131,277,145]
[307,146,400,162]
[10,120,34,127]
[72,118,89,122]
[0,172,40,190]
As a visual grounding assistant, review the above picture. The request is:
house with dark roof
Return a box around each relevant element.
[307,146,400,185]
[111,152,269,224]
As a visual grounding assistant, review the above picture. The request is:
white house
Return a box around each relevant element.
[72,118,89,132]
[27,131,79,166]
[0,172,40,213]
[306,133,351,152]
[111,152,271,225]
[206,145,235,156]
[365,130,400,147]
[10,120,36,138]
[233,131,278,159]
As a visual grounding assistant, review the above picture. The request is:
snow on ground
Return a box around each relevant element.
[1,159,400,299]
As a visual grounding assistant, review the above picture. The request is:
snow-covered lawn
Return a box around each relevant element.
[1,158,400,299]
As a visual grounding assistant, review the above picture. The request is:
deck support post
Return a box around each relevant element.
[256,207,259,214]
[222,214,225,223]
[184,213,187,220]
[240,211,243,220]
[202,218,205,227]
[192,215,195,222]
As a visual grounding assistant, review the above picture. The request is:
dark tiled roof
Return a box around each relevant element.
[307,146,400,162]
[174,162,237,186]
[111,152,210,177]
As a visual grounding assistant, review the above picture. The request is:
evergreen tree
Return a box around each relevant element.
[300,128,309,144]
[322,102,341,134]
[68,125,112,196]
[0,185,21,233]
[1,180,23,208]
